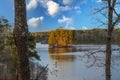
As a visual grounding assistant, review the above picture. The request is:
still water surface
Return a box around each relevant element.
[36,43,120,80]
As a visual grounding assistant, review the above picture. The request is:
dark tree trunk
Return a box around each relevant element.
[106,0,114,80]
[13,0,30,80]
[106,31,112,80]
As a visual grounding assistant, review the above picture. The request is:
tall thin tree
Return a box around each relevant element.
[92,0,120,80]
[105,0,119,80]
[96,0,120,80]
[13,0,30,80]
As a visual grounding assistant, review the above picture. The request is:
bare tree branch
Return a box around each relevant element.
[35,64,48,80]
[112,14,120,27]
[99,11,108,19]
[112,0,116,9]
[113,8,119,16]
[96,18,107,26]
[93,6,108,14]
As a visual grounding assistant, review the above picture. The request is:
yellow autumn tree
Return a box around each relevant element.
[48,29,73,47]
[48,31,55,46]
[68,30,73,44]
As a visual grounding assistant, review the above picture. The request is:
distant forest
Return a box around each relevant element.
[32,28,120,45]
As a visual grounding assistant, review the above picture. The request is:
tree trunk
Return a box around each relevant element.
[106,31,112,80]
[106,0,113,80]
[13,0,30,80]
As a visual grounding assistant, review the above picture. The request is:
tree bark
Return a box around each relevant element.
[13,0,30,80]
[106,0,113,80]
[106,30,112,80]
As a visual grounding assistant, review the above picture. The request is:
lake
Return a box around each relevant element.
[36,43,120,80]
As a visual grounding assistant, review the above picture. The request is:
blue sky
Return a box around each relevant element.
[0,0,120,32]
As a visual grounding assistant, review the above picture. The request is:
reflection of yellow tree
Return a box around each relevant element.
[49,48,67,53]
[50,55,75,62]
[48,48,75,62]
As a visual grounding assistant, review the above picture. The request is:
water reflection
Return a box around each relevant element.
[47,47,106,80]
[49,54,75,62]
[48,48,76,62]
[49,47,76,53]
[37,44,120,80]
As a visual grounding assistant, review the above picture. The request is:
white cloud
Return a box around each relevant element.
[27,0,38,10]
[47,1,60,16]
[58,16,74,29]
[39,0,71,16]
[96,0,107,3]
[82,26,88,30]
[38,0,50,8]
[63,0,72,4]
[28,16,44,28]
[27,0,72,16]
[97,0,102,2]
[60,6,71,11]
[58,16,73,25]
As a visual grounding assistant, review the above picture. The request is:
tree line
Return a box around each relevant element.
[32,28,120,45]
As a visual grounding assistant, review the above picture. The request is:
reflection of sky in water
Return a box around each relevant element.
[36,43,120,80]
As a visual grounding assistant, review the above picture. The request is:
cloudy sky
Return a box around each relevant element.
[0,0,120,32]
